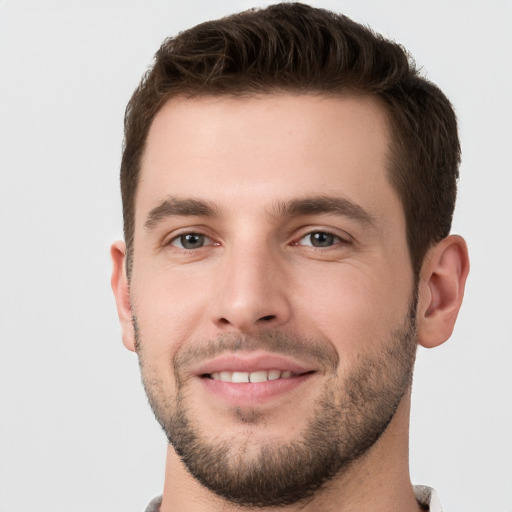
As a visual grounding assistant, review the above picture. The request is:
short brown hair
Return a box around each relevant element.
[121,2,460,276]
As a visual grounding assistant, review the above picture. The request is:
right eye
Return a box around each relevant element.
[169,233,213,250]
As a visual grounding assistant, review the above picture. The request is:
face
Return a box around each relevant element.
[125,94,417,506]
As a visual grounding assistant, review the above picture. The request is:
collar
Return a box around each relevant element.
[414,485,443,512]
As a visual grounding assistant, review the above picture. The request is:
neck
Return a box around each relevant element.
[159,392,421,512]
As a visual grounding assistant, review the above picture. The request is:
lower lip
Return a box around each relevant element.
[201,373,315,406]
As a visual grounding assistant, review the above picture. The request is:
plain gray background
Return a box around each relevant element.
[1,1,511,511]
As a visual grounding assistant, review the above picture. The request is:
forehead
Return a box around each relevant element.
[137,93,399,225]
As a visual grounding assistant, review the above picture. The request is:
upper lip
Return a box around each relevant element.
[194,351,316,377]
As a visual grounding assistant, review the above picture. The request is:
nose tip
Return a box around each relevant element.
[216,301,288,333]
[212,253,291,332]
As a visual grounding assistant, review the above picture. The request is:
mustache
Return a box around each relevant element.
[172,331,340,374]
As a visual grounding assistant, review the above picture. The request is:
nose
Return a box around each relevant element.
[212,244,292,333]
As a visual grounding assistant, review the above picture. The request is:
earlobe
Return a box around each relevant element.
[110,241,136,352]
[417,235,470,349]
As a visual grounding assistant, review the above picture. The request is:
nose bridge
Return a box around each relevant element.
[213,237,291,331]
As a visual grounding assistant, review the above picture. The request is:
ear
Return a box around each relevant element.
[417,235,470,348]
[111,241,136,352]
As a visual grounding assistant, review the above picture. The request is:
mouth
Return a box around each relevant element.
[194,352,318,405]
[204,369,309,383]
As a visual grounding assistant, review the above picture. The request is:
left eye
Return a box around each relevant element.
[170,233,213,250]
[297,231,342,248]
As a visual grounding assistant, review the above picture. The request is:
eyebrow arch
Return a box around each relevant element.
[144,196,219,230]
[271,195,377,227]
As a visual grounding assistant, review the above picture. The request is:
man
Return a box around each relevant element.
[111,3,469,511]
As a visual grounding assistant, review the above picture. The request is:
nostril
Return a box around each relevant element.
[216,314,279,328]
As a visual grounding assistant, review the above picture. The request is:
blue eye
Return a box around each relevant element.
[170,233,210,249]
[299,231,341,248]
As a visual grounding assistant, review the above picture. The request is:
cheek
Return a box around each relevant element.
[292,263,412,357]
[131,265,215,354]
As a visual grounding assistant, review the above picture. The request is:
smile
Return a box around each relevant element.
[208,370,298,383]
[193,352,319,405]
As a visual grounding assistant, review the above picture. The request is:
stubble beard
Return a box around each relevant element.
[134,298,418,508]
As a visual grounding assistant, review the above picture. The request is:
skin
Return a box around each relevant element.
[111,94,469,512]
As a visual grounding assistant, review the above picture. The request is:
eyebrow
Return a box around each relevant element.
[270,196,377,227]
[143,194,376,230]
[144,197,219,230]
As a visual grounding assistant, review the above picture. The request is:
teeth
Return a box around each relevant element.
[232,371,249,383]
[268,369,281,380]
[209,370,296,383]
[219,371,231,381]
